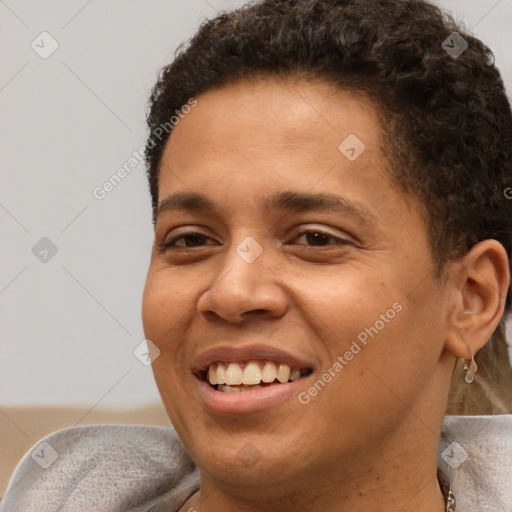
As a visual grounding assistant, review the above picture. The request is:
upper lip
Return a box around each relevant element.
[192,344,316,373]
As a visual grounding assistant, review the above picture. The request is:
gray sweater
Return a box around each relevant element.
[1,414,511,511]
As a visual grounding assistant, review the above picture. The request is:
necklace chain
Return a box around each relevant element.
[437,468,456,512]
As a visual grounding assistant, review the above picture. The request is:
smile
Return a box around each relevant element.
[192,345,316,413]
[206,361,312,392]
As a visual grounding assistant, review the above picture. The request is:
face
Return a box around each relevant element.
[142,78,453,492]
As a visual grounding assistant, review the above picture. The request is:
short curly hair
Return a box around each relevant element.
[145,0,512,413]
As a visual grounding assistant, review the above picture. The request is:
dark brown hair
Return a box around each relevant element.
[145,0,512,413]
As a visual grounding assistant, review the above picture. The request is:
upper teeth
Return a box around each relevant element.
[208,362,302,385]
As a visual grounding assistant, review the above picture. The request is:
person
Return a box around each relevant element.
[2,0,511,510]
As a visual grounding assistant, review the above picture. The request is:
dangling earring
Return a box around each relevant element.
[463,355,478,384]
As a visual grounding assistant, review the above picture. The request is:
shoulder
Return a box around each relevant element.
[439,414,512,511]
[0,423,199,512]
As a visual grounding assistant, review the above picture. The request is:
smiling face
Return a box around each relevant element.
[141,77,455,501]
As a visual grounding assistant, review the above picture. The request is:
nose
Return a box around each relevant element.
[196,237,289,324]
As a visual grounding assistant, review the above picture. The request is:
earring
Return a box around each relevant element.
[463,356,478,384]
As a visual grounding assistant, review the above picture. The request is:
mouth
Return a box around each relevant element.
[191,345,316,413]
[199,361,314,393]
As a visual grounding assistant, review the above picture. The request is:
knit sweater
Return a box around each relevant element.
[1,414,511,511]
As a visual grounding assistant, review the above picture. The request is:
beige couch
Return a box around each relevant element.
[0,403,171,499]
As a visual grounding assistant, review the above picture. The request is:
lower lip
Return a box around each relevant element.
[196,377,308,414]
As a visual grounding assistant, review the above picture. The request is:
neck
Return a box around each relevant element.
[181,435,447,512]
[184,474,446,512]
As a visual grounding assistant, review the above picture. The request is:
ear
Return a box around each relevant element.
[444,239,510,359]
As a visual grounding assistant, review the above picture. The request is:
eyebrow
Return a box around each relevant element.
[156,190,377,226]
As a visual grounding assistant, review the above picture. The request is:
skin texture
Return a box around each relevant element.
[141,78,509,512]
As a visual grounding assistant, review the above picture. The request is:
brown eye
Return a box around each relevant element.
[157,232,216,252]
[173,233,209,247]
[292,230,350,247]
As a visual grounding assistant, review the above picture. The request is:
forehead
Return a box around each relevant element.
[165,77,381,151]
[160,77,384,184]
[157,77,421,228]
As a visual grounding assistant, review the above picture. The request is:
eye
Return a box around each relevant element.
[157,232,217,251]
[290,230,351,247]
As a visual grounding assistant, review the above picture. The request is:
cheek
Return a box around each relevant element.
[296,268,399,340]
[143,279,196,428]
[142,269,194,340]
[307,271,429,389]
[322,298,441,420]
[306,319,424,448]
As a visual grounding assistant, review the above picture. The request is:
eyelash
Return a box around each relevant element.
[157,229,351,252]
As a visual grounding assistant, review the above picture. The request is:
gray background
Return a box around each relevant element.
[1,0,511,408]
